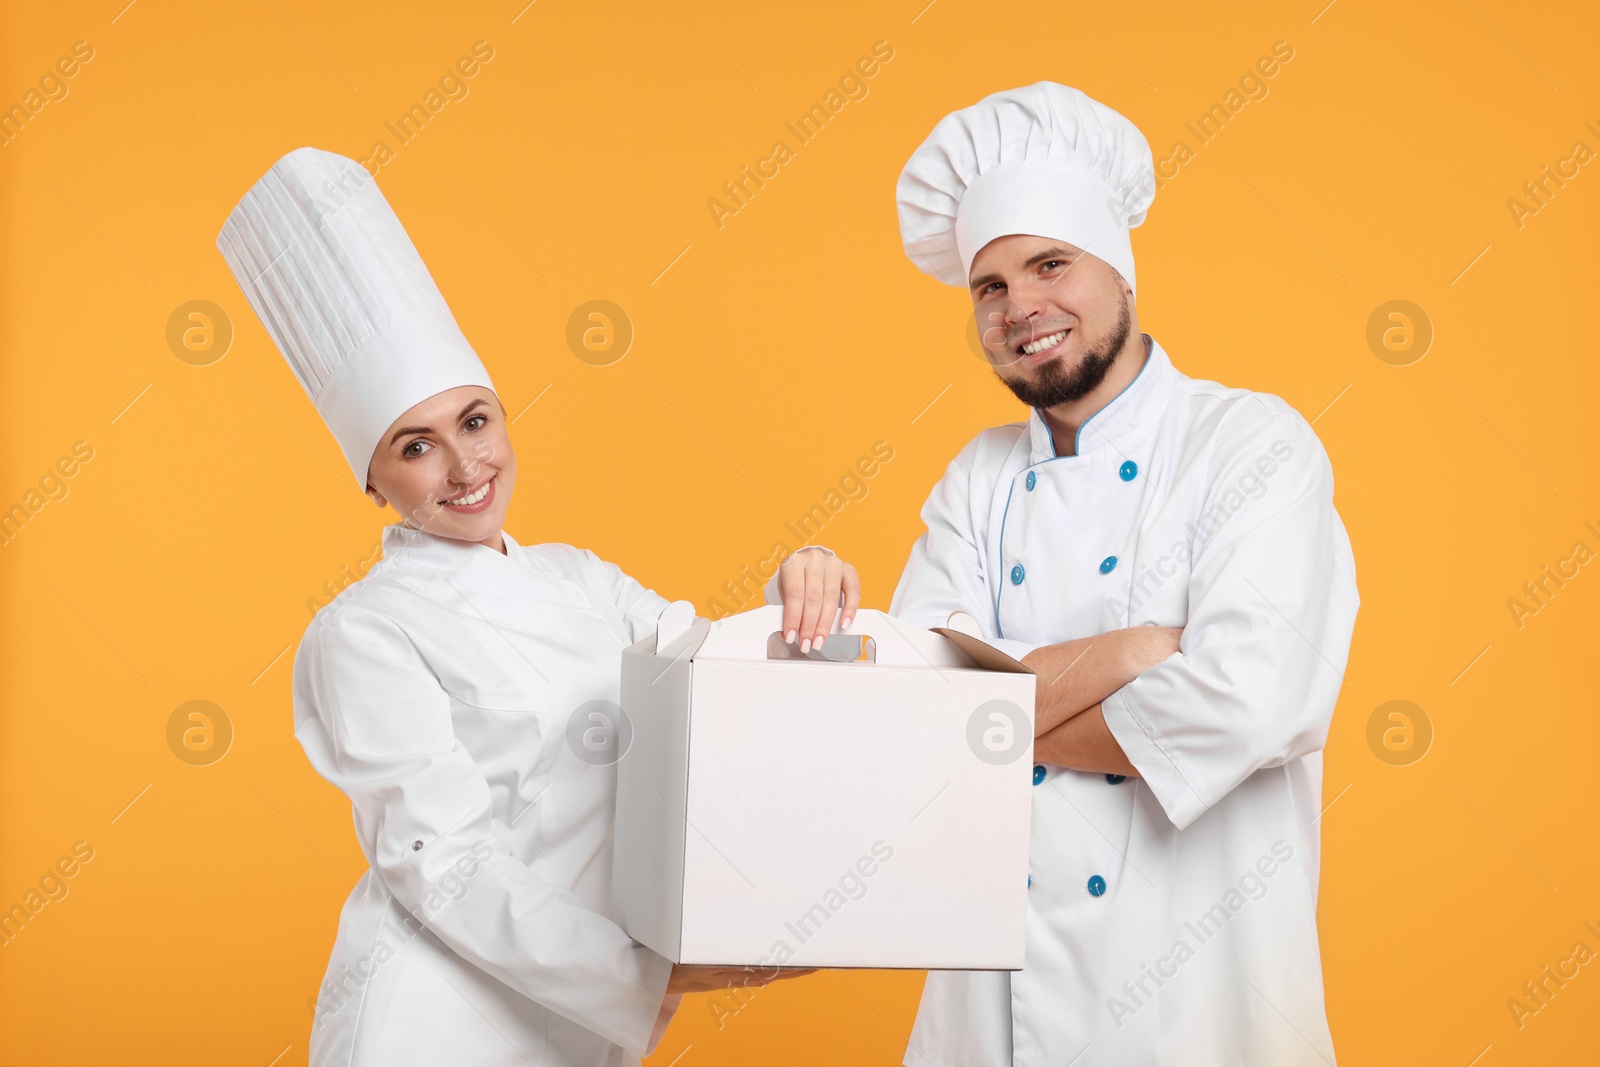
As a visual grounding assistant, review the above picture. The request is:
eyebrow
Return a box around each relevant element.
[387,397,490,446]
[968,246,1080,291]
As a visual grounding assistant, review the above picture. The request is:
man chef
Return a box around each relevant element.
[888,82,1360,1065]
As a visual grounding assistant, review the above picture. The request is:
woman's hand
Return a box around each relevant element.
[777,547,862,653]
[666,963,817,995]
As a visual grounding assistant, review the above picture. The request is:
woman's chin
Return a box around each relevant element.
[447,517,502,543]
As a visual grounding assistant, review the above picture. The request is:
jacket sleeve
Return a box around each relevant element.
[292,601,674,1053]
[1100,408,1360,830]
[890,435,1043,663]
[571,549,674,646]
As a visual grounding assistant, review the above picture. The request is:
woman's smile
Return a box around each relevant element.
[442,474,497,514]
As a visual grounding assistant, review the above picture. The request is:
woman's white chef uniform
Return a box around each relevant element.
[888,84,1361,1067]
[217,148,756,1066]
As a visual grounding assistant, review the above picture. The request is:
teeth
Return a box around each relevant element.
[446,478,492,506]
[1022,330,1067,355]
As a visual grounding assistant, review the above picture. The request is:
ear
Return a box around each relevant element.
[365,483,387,509]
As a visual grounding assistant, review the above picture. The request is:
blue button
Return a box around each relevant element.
[1120,460,1138,481]
[1087,875,1107,897]
[1105,773,1126,784]
[1099,555,1118,574]
[1032,764,1046,785]
[1028,874,1033,888]
[1025,470,1037,491]
[1010,564,1025,585]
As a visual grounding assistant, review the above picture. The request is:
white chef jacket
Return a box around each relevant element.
[292,524,711,1066]
[891,335,1359,1067]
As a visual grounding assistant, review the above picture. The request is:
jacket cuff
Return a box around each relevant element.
[646,993,685,1055]
[624,948,677,1055]
[1101,687,1210,831]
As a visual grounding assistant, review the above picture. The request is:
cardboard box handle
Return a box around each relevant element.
[655,600,697,654]
[695,605,988,671]
[765,632,877,662]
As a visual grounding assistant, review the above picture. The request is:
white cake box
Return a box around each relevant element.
[612,604,1036,969]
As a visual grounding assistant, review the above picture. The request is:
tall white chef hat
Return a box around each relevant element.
[217,147,497,487]
[896,82,1155,293]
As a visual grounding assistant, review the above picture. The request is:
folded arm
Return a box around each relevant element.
[1022,626,1180,775]
[1022,626,1181,737]
[1034,705,1139,776]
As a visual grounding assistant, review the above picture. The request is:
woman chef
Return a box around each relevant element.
[217,148,851,1066]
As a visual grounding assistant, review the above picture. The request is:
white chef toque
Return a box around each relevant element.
[216,147,497,488]
[896,82,1156,294]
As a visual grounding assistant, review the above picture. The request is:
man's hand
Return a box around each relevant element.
[666,963,817,995]
[777,547,861,654]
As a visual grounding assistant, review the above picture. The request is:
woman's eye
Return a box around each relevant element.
[404,440,431,459]
[465,414,487,432]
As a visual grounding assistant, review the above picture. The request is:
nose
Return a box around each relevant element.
[1002,284,1051,330]
[447,438,493,486]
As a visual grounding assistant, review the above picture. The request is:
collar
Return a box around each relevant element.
[380,521,523,570]
[1025,334,1175,463]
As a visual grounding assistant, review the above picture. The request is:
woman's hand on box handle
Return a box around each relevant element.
[777,546,861,654]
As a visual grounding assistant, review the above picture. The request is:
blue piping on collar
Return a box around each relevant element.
[1035,335,1155,459]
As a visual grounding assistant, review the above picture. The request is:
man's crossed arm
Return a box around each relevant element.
[1023,626,1180,777]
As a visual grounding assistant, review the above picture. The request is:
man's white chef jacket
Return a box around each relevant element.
[891,335,1359,1066]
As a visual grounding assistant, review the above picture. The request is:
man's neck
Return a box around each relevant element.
[1041,333,1152,458]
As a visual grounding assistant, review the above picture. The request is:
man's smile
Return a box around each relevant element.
[1017,328,1070,365]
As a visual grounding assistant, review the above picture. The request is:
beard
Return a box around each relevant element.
[996,289,1133,410]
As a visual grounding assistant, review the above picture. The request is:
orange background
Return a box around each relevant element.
[3,0,1598,1063]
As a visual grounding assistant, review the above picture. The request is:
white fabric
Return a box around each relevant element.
[294,524,774,1065]
[897,82,1155,291]
[890,336,1359,1066]
[217,147,495,486]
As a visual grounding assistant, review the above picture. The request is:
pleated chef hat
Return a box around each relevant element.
[897,82,1155,293]
[216,147,496,487]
